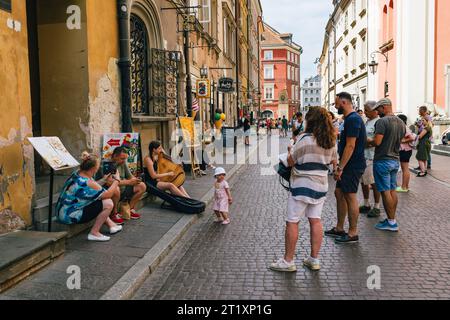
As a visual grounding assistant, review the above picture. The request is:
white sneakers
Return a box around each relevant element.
[269,258,297,272]
[87,234,111,242]
[269,257,321,272]
[88,225,123,242]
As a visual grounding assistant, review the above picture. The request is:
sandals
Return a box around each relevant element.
[417,171,428,177]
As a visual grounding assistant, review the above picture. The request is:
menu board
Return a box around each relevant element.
[28,137,79,171]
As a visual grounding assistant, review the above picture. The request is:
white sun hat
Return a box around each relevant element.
[214,167,226,177]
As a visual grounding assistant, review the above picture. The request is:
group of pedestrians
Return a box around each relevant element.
[270,91,430,273]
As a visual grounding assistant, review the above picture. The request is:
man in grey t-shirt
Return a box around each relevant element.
[369,98,406,233]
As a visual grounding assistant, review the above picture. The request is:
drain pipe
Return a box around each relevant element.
[118,0,133,132]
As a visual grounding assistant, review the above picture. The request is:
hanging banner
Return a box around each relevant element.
[196,79,211,99]
[102,133,141,176]
[179,117,201,147]
[28,137,79,171]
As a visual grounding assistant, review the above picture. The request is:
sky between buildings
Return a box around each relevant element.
[260,0,334,83]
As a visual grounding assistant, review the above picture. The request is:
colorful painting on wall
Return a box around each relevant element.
[102,133,141,176]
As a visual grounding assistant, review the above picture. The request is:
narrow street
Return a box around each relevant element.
[132,135,450,300]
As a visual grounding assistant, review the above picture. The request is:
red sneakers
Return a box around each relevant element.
[130,209,141,220]
[111,213,125,225]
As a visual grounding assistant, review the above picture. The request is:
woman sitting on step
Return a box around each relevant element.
[56,152,123,242]
[143,141,190,198]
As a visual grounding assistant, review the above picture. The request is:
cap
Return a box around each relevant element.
[375,98,392,109]
[364,100,378,111]
[214,167,226,177]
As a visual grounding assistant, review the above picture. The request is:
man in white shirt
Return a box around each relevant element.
[359,101,381,218]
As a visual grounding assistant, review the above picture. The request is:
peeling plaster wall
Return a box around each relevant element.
[0,0,34,226]
[86,0,121,155]
[87,59,122,153]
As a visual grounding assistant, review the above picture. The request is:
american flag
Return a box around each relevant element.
[192,97,200,112]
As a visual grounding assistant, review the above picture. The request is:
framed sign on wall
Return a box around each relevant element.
[0,0,11,12]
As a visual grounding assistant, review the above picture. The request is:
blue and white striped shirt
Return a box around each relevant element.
[290,134,337,204]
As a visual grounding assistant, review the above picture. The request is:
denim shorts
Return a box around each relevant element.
[373,160,400,192]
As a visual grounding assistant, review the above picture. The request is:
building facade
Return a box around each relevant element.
[435,0,450,117]
[320,0,368,112]
[0,0,263,231]
[301,75,322,111]
[260,23,302,120]
[322,0,450,128]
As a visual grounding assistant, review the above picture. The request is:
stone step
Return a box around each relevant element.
[0,230,67,293]
[432,145,450,157]
[33,193,155,238]
[32,193,60,226]
[35,175,70,200]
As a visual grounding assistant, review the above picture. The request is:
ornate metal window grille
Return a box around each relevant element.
[130,14,150,115]
[130,14,180,116]
[150,49,180,116]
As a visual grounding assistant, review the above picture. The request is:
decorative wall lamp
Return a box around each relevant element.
[200,66,209,78]
[369,51,389,75]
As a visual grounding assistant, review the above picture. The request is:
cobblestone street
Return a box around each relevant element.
[133,136,450,300]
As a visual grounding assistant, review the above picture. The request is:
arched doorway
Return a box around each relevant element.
[261,110,274,119]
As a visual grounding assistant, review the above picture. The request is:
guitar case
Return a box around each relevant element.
[145,182,206,214]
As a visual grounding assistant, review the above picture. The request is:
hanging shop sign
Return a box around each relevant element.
[196,79,211,99]
[218,77,234,93]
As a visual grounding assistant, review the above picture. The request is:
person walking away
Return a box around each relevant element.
[212,167,233,225]
[369,98,406,232]
[359,101,382,218]
[243,114,251,146]
[415,117,432,177]
[56,152,123,242]
[325,92,367,244]
[270,107,337,272]
[397,115,416,192]
[282,115,289,138]
[266,118,272,136]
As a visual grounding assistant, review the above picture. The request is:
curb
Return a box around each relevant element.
[100,138,263,300]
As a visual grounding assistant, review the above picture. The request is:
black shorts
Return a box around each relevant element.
[399,150,413,163]
[120,186,135,201]
[79,200,103,223]
[336,168,365,194]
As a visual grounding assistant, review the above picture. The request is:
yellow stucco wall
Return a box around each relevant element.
[0,0,34,225]
[85,0,121,155]
[37,0,90,158]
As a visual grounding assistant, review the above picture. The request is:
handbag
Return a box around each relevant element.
[275,134,311,191]
[119,201,131,220]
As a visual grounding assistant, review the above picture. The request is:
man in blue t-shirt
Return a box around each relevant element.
[325,92,367,244]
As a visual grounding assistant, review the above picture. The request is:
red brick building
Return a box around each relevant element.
[260,23,302,120]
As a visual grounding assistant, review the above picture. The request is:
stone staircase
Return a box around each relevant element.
[0,230,67,293]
